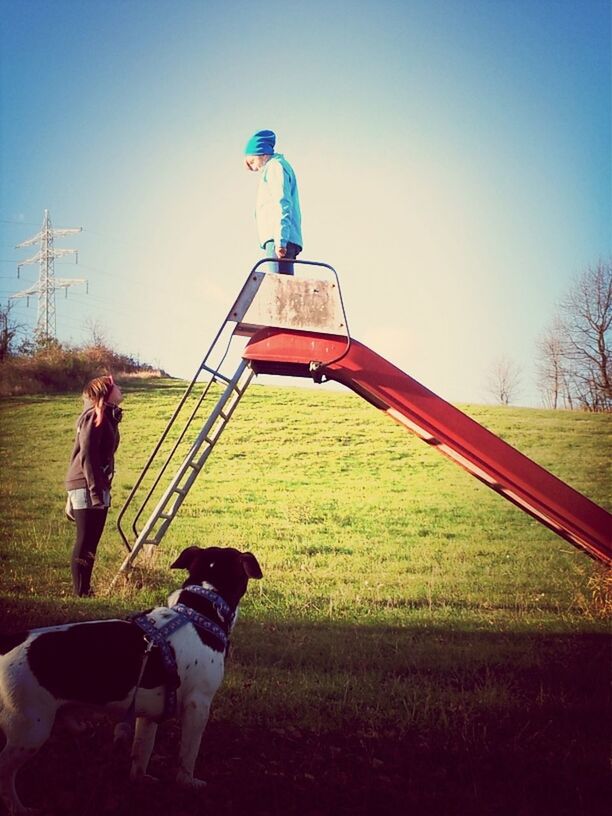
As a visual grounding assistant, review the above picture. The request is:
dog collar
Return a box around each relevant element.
[170,604,228,645]
[182,584,234,623]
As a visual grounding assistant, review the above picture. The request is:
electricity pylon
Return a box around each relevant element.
[11,209,87,340]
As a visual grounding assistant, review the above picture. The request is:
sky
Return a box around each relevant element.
[1,0,610,406]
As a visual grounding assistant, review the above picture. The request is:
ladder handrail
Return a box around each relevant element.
[128,329,236,542]
[116,315,235,551]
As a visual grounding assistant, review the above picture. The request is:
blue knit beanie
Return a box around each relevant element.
[244,129,276,155]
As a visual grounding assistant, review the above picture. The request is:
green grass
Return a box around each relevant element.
[0,379,610,815]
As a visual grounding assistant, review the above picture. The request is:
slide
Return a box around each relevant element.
[243,328,611,565]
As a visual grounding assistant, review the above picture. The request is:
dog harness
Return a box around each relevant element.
[131,585,234,720]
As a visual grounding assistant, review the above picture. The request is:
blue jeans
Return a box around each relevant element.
[262,240,301,275]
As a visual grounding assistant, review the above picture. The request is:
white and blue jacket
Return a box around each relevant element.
[255,154,303,250]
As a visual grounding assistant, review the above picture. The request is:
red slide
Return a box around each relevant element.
[244,328,611,565]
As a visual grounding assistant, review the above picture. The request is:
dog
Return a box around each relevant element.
[0,545,262,815]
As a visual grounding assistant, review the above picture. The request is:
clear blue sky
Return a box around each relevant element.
[1,0,610,405]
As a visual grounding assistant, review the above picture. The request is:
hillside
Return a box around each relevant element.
[0,380,610,815]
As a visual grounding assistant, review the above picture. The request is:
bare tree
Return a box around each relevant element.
[559,261,611,411]
[0,302,25,362]
[486,355,522,405]
[536,316,574,409]
[84,318,108,348]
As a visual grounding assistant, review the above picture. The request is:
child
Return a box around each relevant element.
[244,129,303,274]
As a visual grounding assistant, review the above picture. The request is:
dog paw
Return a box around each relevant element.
[113,721,133,745]
[176,772,207,791]
[60,715,88,735]
[130,770,160,785]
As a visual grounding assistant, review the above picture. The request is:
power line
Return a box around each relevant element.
[0,218,42,226]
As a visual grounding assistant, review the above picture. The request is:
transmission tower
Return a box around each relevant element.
[11,209,87,340]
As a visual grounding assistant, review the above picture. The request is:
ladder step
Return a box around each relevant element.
[202,366,231,385]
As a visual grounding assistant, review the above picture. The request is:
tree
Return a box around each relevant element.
[486,355,521,405]
[560,261,611,411]
[538,261,611,411]
[536,317,573,409]
[85,318,108,348]
[0,302,24,362]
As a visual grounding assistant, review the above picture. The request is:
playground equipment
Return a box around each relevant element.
[115,261,611,579]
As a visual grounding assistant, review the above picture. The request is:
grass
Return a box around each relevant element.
[0,378,611,815]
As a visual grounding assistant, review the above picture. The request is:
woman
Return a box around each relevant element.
[65,374,123,596]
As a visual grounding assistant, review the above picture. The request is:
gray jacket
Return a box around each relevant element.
[65,403,121,506]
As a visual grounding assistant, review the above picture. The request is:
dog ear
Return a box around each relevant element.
[241,552,263,579]
[170,546,202,570]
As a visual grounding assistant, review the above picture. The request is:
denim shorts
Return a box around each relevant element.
[67,487,111,510]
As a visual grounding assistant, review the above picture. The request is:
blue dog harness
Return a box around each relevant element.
[131,585,234,720]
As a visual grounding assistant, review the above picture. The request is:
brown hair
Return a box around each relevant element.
[83,375,115,427]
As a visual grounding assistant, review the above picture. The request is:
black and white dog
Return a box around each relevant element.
[0,546,262,815]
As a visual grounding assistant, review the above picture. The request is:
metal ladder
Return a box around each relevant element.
[113,295,257,579]
[114,360,253,576]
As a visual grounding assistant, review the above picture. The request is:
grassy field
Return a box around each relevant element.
[0,378,610,815]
